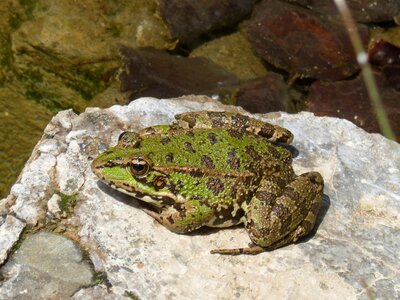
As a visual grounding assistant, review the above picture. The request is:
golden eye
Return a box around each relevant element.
[128,157,150,177]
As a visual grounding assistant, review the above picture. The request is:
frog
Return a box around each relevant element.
[91,111,324,255]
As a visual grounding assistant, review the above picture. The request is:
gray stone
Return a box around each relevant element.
[1,96,399,299]
[0,232,93,299]
[72,286,126,300]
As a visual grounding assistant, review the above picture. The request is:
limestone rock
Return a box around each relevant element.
[0,96,399,299]
[0,215,25,265]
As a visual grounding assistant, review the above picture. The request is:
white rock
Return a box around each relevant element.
[11,153,56,225]
[47,193,61,215]
[56,140,85,195]
[0,215,25,265]
[1,96,399,299]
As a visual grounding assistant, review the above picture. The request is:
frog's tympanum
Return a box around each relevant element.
[92,111,324,255]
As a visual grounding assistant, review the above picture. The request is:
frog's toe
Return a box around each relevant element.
[210,245,266,255]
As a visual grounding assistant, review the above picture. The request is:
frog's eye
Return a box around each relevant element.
[128,158,150,177]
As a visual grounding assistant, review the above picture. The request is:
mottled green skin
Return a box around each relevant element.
[92,111,324,254]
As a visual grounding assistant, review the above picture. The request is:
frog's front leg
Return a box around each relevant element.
[211,172,324,255]
[142,200,214,233]
[175,111,293,144]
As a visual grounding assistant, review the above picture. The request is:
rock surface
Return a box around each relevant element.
[0,215,25,265]
[1,96,399,299]
[0,232,93,299]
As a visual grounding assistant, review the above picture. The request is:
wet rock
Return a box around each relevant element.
[243,0,368,80]
[308,73,400,140]
[1,96,399,299]
[369,40,400,67]
[0,232,93,299]
[190,32,267,81]
[369,40,400,91]
[159,0,257,44]
[290,0,400,23]
[9,0,174,112]
[236,73,289,113]
[119,47,239,102]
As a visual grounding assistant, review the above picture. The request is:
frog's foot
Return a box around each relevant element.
[210,245,266,255]
[175,111,293,144]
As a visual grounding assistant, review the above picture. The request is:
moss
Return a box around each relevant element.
[93,272,108,285]
[66,66,107,101]
[7,226,34,258]
[108,23,121,38]
[25,89,43,101]
[58,193,77,215]
[124,291,141,300]
[18,0,37,20]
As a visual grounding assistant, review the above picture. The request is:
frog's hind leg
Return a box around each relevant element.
[211,172,323,255]
[142,200,214,234]
[174,111,293,144]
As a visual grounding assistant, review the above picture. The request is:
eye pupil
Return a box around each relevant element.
[132,164,145,172]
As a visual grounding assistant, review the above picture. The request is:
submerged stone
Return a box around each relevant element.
[119,47,239,102]
[159,0,257,44]
[243,0,368,80]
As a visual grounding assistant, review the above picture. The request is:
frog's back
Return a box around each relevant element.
[137,127,292,173]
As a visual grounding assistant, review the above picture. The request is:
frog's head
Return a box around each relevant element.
[91,132,177,208]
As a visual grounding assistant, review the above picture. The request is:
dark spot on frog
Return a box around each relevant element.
[232,114,250,129]
[272,203,290,219]
[227,150,241,170]
[259,123,275,138]
[201,155,215,169]
[153,176,166,190]
[212,204,243,226]
[184,141,195,153]
[167,215,175,224]
[207,111,224,127]
[143,127,156,135]
[206,178,224,196]
[207,132,218,144]
[255,191,275,206]
[279,214,293,236]
[266,146,280,160]
[283,186,301,206]
[227,129,244,139]
[165,153,174,162]
[189,169,205,178]
[245,145,262,160]
[232,207,245,219]
[161,137,171,145]
[182,115,197,128]
[246,219,271,237]
[187,131,195,139]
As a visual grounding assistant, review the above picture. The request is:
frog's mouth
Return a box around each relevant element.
[108,180,178,209]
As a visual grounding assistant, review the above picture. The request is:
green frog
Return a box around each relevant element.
[91,111,324,255]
